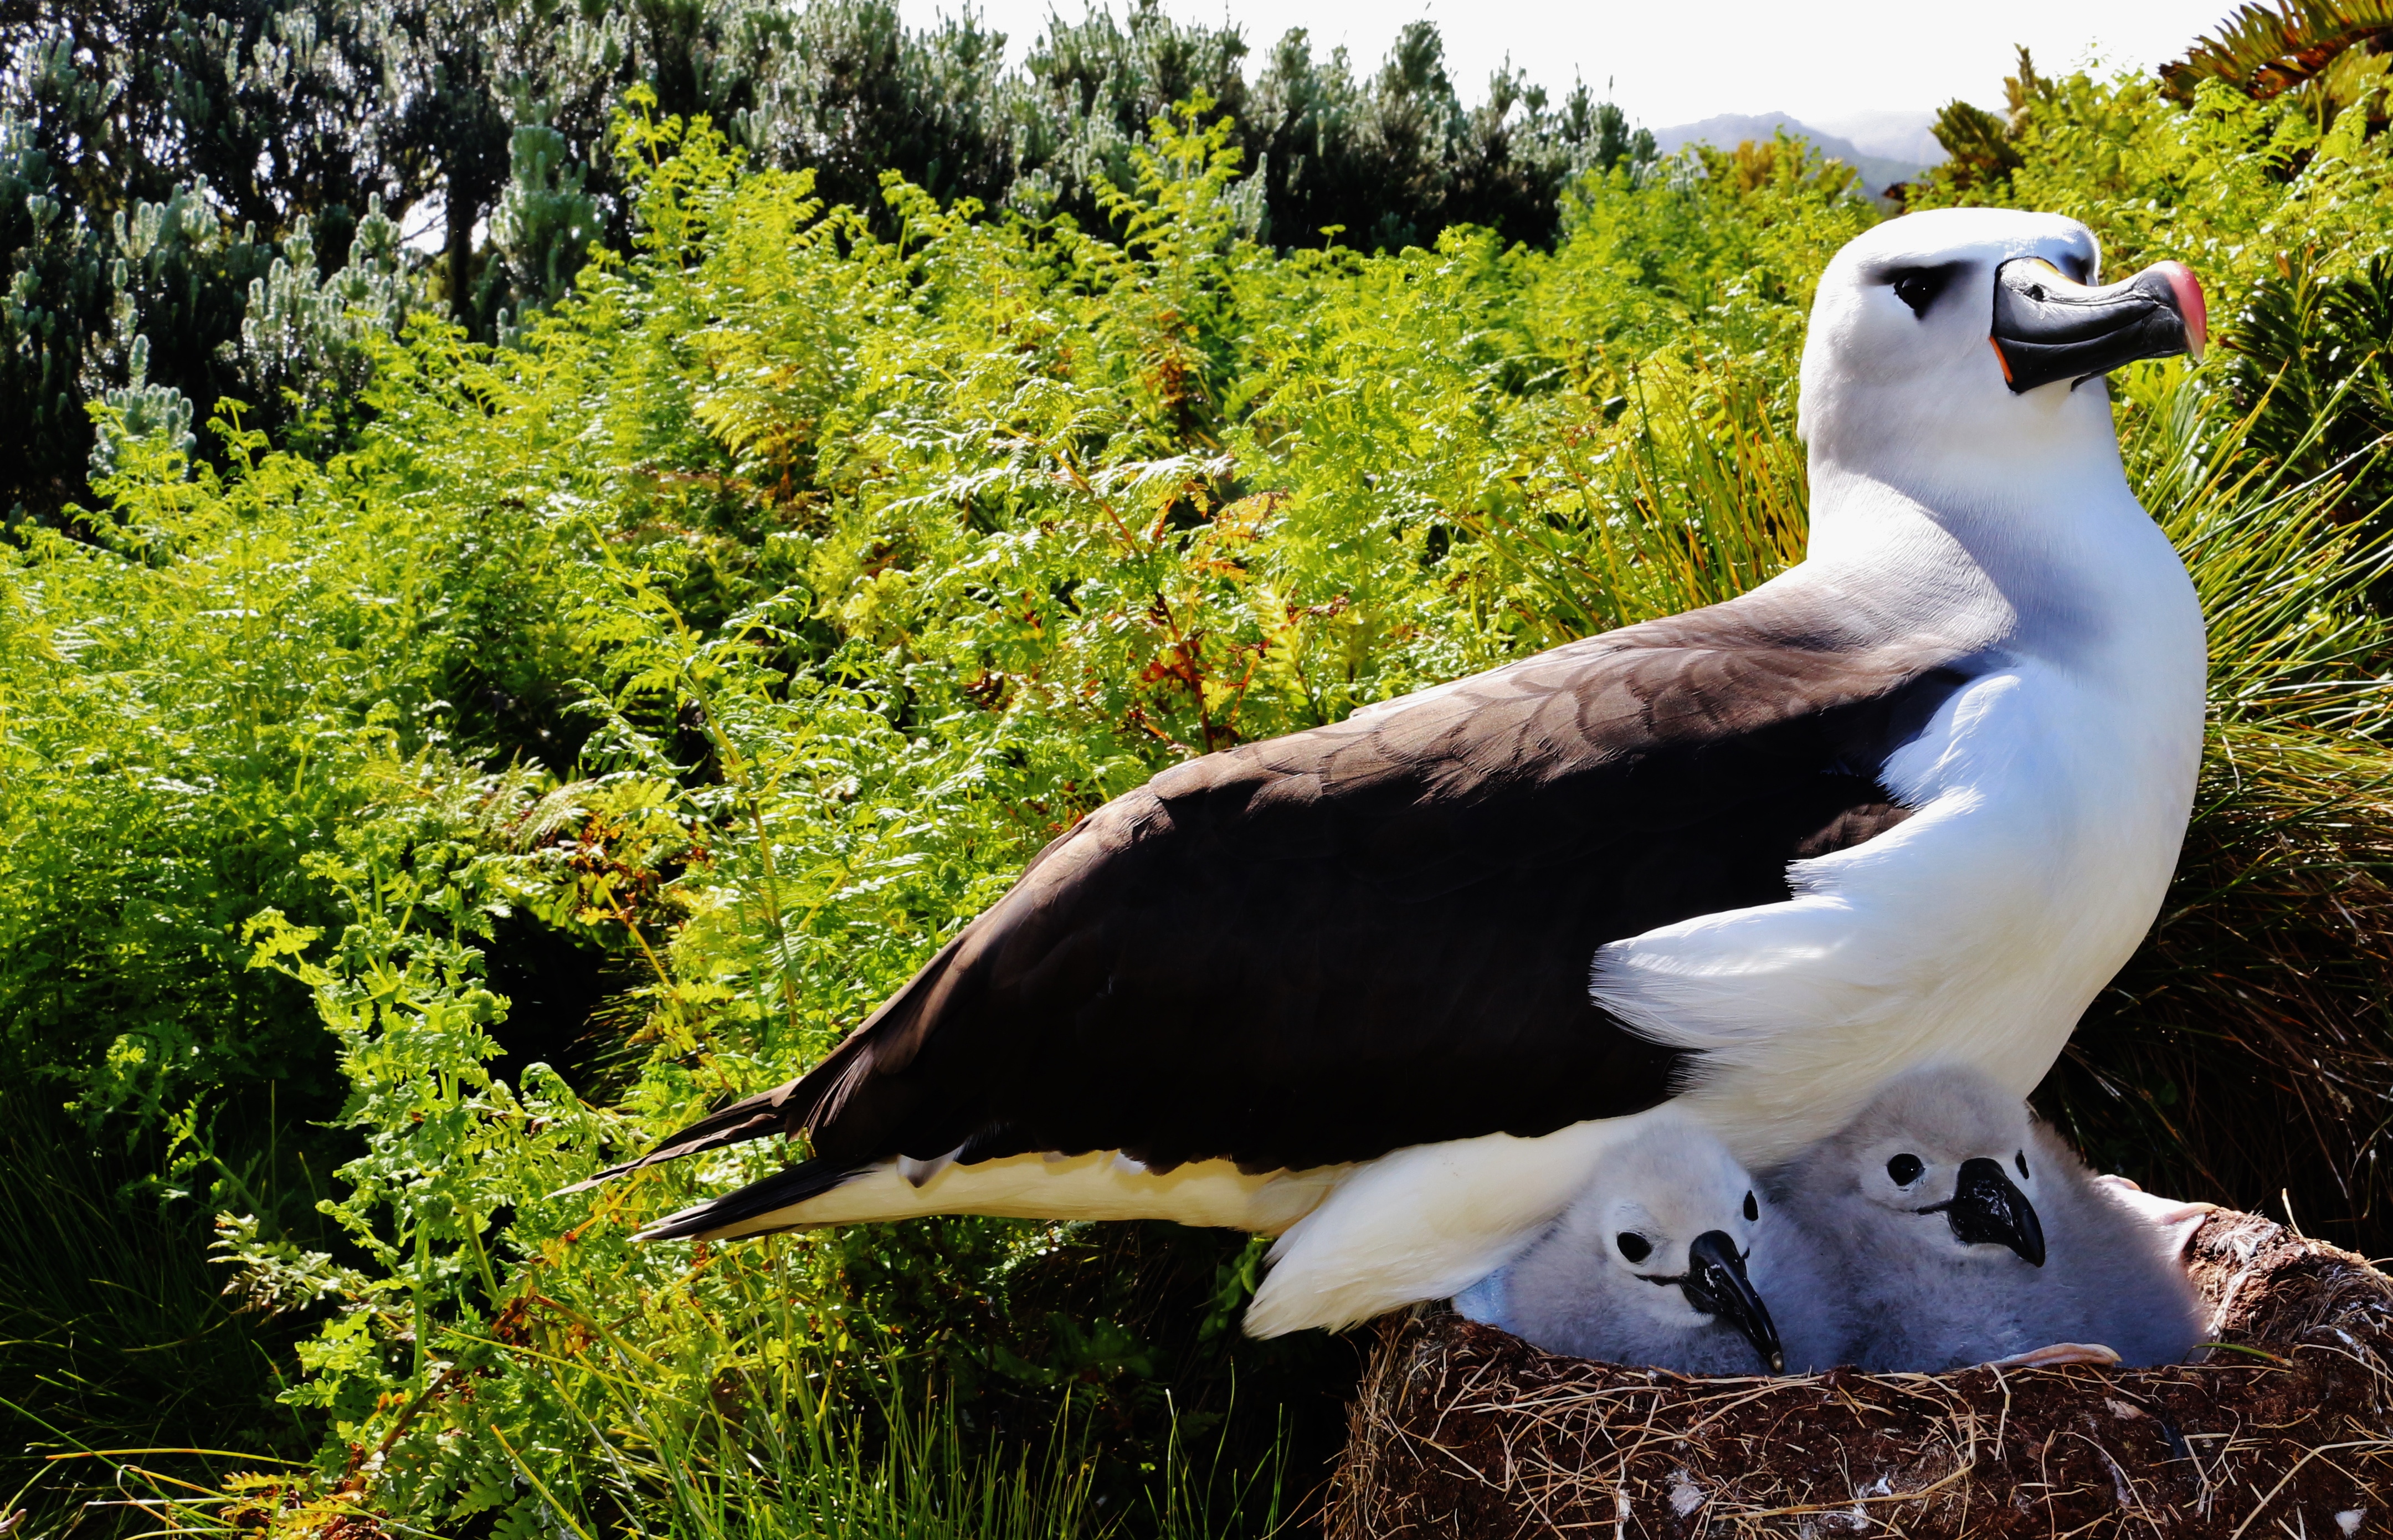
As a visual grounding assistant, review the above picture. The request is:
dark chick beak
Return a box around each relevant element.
[1990,256,2207,393]
[1918,1156,2047,1265]
[1680,1229,1785,1373]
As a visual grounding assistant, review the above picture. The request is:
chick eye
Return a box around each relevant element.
[1616,1232,1652,1264]
[1888,266,1953,317]
[1887,1153,1925,1186]
[1743,1191,1759,1222]
[2015,1151,2030,1179]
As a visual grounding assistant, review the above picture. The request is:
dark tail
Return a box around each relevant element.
[552,1078,816,1194]
[633,1158,870,1241]
[555,930,978,1197]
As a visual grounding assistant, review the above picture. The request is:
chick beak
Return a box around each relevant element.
[1918,1156,2047,1266]
[1990,256,2207,392]
[1678,1229,1785,1373]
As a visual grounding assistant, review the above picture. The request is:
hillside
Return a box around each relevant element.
[1652,110,1940,194]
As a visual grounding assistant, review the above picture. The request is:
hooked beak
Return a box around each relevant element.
[1677,1229,1785,1373]
[1917,1157,2046,1265]
[1990,256,2207,393]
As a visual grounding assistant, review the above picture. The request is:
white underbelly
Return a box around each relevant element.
[1244,1108,1689,1336]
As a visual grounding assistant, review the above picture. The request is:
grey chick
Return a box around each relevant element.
[1453,1111,1783,1374]
[1762,1064,2202,1373]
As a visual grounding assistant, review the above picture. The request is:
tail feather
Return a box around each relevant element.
[553,1084,805,1194]
[556,930,978,1197]
[633,1158,870,1241]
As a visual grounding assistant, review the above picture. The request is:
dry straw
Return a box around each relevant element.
[1329,1211,2392,1538]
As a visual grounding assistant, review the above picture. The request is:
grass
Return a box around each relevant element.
[16,381,2393,1540]
[27,1332,1297,1540]
[2050,367,2393,1245]
[0,1092,317,1533]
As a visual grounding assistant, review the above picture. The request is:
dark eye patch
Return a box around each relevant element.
[2016,1150,2030,1179]
[1886,263,1963,318]
[1743,1190,1759,1222]
[1887,1153,1925,1186]
[1616,1231,1652,1264]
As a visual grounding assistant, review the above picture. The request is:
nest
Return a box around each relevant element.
[1328,1211,2393,1538]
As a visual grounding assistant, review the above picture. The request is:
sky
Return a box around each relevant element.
[896,0,2238,155]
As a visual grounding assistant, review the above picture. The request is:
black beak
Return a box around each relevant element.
[1990,256,2207,393]
[1917,1157,2046,1265]
[1679,1229,1784,1374]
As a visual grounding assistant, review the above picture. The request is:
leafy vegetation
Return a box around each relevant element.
[8,2,2393,1536]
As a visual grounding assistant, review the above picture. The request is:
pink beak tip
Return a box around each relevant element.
[2150,259,2207,362]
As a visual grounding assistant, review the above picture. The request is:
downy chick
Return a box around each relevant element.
[1762,1064,2201,1373]
[1454,1111,1783,1374]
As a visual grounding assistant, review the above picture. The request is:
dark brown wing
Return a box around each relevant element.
[603,589,1980,1183]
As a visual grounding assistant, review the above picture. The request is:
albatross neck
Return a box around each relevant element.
[1795,443,2187,663]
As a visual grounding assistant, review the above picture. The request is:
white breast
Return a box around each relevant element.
[1593,519,2205,1171]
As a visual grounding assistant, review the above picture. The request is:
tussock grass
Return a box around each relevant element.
[0,1092,312,1532]
[2058,369,2393,1243]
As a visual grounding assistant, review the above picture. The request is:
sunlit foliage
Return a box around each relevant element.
[9,28,2393,1538]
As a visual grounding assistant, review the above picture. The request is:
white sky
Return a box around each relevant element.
[901,0,2237,132]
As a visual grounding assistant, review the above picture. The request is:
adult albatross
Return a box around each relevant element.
[576,209,2210,1338]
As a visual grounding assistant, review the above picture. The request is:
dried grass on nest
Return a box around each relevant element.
[1328,1210,2393,1538]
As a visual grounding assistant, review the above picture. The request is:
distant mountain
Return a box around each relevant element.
[1649,111,1941,198]
[1806,109,1945,166]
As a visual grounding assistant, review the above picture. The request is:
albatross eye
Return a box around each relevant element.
[1887,1153,1925,1186]
[1616,1231,1653,1264]
[1743,1191,1759,1222]
[1888,266,1955,317]
[2016,1150,2030,1179]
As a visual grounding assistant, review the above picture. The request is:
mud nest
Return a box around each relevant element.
[1329,1211,2393,1538]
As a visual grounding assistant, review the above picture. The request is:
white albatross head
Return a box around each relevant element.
[1796,209,2205,547]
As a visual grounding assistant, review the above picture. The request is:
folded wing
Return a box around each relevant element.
[591,587,1979,1197]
